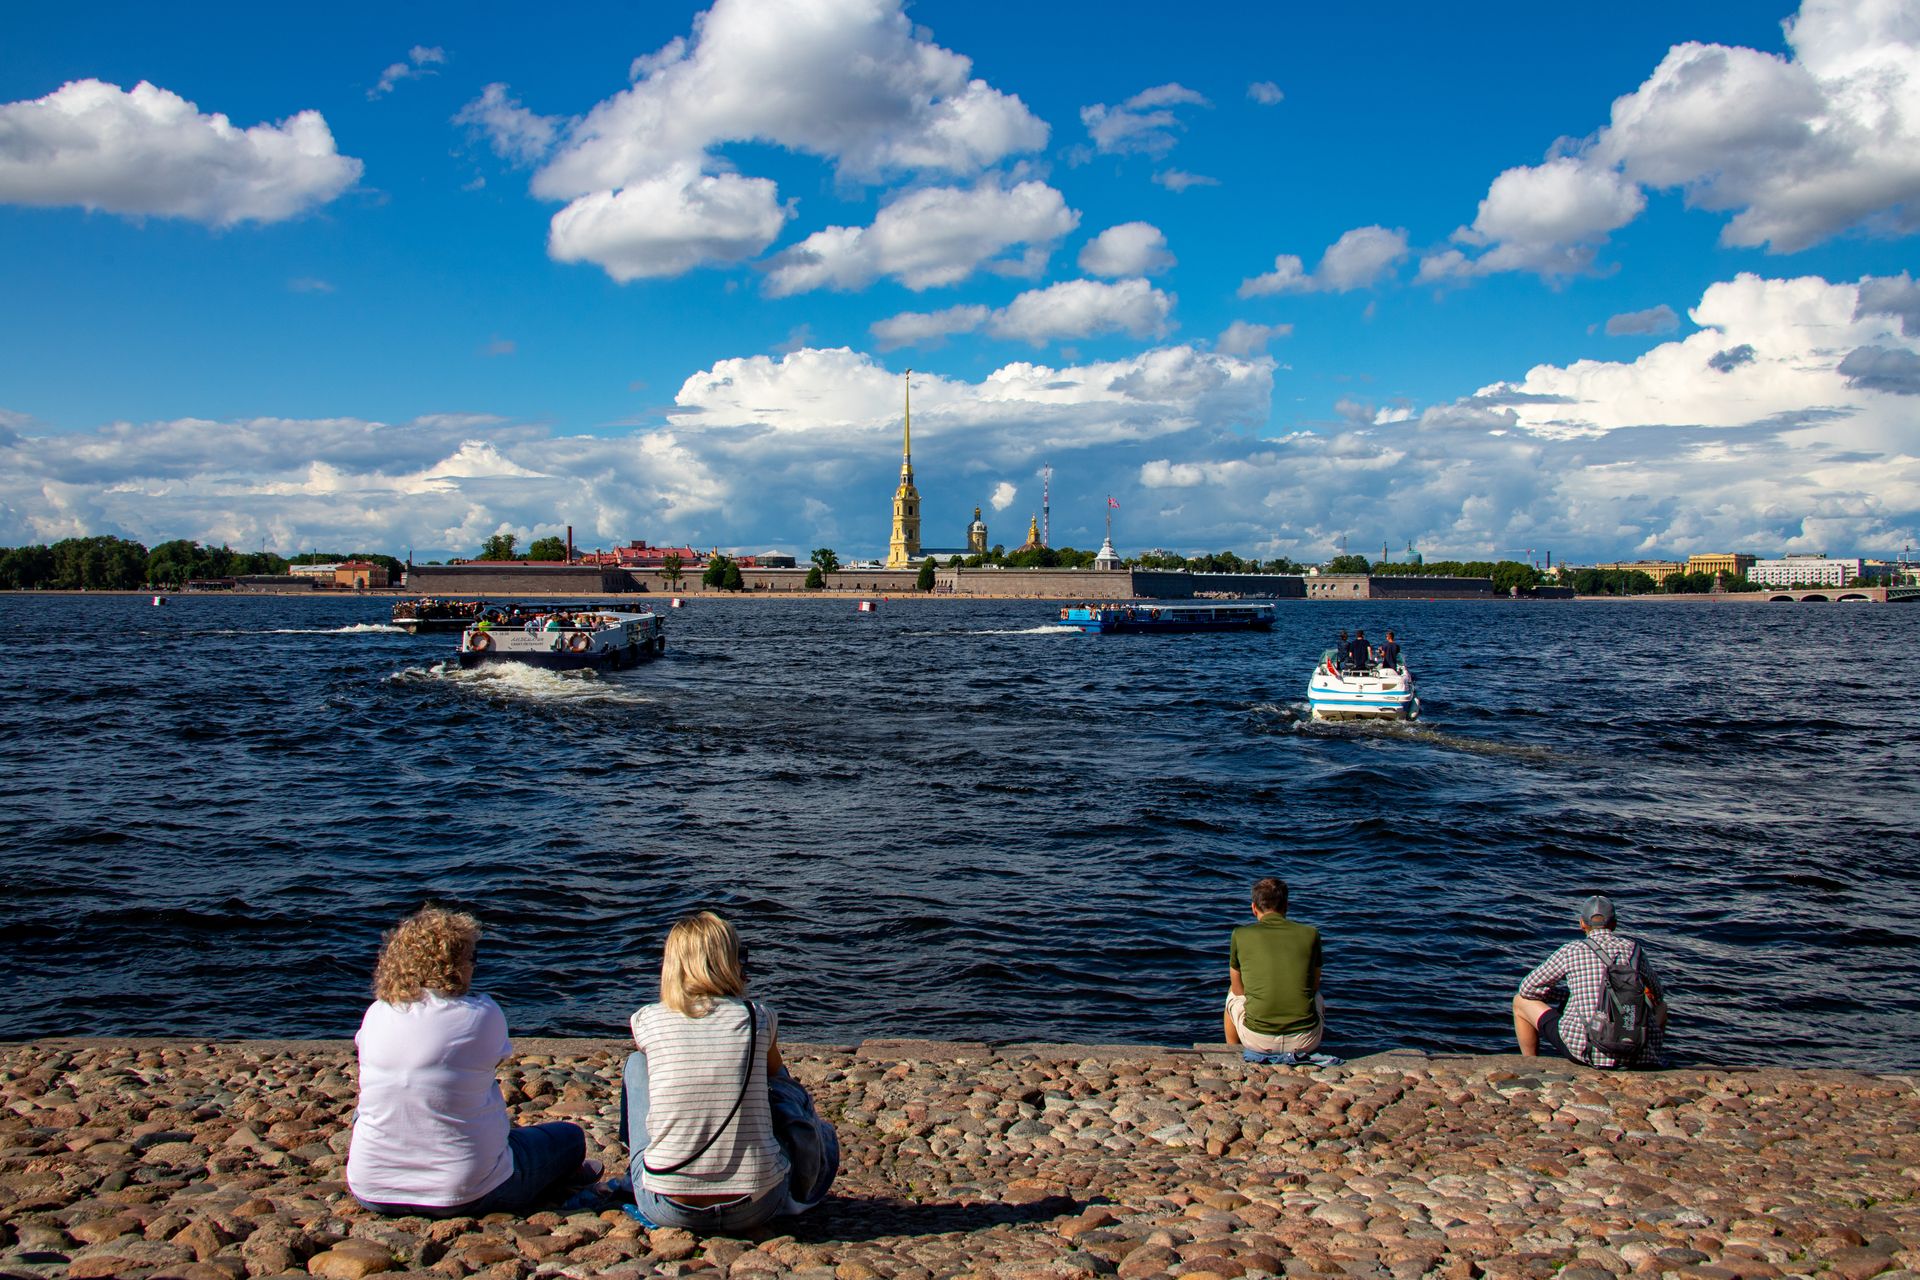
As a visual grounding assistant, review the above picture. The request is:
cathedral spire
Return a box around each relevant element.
[901,367,913,479]
[886,368,922,568]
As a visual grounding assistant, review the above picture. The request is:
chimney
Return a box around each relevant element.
[566,525,574,564]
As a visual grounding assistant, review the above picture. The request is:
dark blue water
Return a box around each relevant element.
[2,593,1915,1068]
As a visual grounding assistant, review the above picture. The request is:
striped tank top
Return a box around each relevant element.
[629,999,788,1197]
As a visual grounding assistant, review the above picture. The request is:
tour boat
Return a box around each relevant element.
[1306,652,1418,720]
[1059,602,1276,633]
[393,598,496,634]
[459,609,666,671]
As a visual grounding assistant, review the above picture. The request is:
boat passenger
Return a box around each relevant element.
[620,912,808,1233]
[1223,878,1326,1057]
[1378,630,1401,670]
[346,908,598,1217]
[1513,894,1668,1069]
[1334,630,1351,672]
[1348,629,1374,672]
[543,614,562,632]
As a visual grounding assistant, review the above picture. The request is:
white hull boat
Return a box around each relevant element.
[460,609,665,671]
[1307,653,1418,721]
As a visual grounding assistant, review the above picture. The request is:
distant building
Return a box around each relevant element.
[1093,539,1121,571]
[1750,555,1862,587]
[335,561,389,589]
[754,551,797,568]
[886,372,921,569]
[1686,552,1756,578]
[576,540,707,570]
[1014,515,1043,553]
[287,562,339,579]
[1592,560,1684,586]
[967,507,989,554]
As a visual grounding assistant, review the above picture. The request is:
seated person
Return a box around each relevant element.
[1333,630,1351,672]
[1348,629,1374,671]
[1223,877,1325,1055]
[1378,629,1401,669]
[622,912,799,1234]
[347,908,597,1216]
[1513,894,1668,1069]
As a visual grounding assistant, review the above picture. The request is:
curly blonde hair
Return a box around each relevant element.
[373,907,480,1005]
[660,911,745,1017]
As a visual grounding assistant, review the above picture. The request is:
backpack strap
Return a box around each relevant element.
[641,999,758,1176]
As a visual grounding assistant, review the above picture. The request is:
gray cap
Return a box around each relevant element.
[1578,894,1616,926]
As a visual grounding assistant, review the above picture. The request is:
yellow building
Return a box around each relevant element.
[885,370,921,568]
[1014,515,1043,553]
[967,507,988,554]
[1686,552,1756,578]
[1592,560,1684,585]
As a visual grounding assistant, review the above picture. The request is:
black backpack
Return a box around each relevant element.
[1583,937,1656,1062]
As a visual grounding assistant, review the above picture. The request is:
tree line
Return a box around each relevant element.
[0,536,404,590]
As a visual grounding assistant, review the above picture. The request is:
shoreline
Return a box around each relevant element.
[1,588,1900,604]
[4,1037,1915,1280]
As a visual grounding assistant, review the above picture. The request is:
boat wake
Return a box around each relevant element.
[913,624,1080,637]
[387,662,656,707]
[240,623,411,636]
[1250,702,1555,760]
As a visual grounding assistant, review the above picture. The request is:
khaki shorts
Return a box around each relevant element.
[1226,992,1324,1055]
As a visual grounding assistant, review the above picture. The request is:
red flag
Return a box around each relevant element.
[1107,496,1120,509]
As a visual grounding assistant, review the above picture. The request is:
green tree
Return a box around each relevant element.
[722,559,745,591]
[146,539,206,586]
[804,565,825,590]
[1490,560,1542,595]
[916,558,937,591]
[527,535,568,562]
[661,552,685,589]
[703,553,731,587]
[1326,553,1371,574]
[0,544,55,589]
[810,547,840,573]
[478,533,519,561]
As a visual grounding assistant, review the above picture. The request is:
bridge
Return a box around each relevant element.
[1746,586,1917,603]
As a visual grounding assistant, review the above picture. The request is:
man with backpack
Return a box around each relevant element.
[1513,894,1668,1068]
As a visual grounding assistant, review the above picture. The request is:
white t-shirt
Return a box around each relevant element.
[630,1000,788,1198]
[346,992,514,1207]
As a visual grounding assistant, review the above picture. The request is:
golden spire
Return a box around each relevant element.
[901,368,913,478]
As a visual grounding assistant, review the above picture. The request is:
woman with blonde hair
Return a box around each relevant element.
[620,911,796,1232]
[346,906,599,1216]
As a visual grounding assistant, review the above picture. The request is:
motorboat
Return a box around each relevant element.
[1307,651,1418,720]
[459,609,665,671]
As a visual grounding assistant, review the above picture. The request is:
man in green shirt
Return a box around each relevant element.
[1224,877,1325,1054]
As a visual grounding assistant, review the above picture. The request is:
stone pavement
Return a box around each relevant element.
[0,1038,1914,1280]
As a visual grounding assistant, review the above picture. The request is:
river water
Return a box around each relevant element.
[2,593,1915,1068]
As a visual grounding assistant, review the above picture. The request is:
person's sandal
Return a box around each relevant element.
[571,1159,605,1186]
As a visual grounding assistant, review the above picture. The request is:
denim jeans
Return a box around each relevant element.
[620,1052,790,1233]
[354,1121,586,1218]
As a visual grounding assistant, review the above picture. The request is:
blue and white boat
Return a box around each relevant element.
[1059,602,1276,633]
[459,609,666,671]
[1307,651,1419,720]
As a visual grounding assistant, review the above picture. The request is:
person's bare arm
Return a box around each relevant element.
[1229,966,1245,996]
[767,1028,784,1075]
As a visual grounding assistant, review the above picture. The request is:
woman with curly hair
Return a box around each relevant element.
[620,911,796,1232]
[346,906,599,1216]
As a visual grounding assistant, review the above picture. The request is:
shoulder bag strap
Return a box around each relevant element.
[641,999,759,1176]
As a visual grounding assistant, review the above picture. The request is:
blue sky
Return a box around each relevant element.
[1,0,1916,562]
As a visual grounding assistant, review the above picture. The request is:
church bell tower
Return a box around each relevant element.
[886,369,921,568]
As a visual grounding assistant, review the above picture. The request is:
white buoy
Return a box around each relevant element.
[670,597,685,608]
[151,595,167,606]
[857,599,877,612]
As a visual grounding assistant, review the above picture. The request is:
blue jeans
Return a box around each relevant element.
[355,1121,586,1218]
[620,1052,789,1233]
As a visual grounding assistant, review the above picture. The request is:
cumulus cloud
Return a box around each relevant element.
[548,165,789,282]
[0,79,361,226]
[1080,83,1209,157]
[1152,169,1218,193]
[370,46,446,99]
[763,180,1075,295]
[1856,272,1920,337]
[870,304,990,351]
[1241,225,1408,296]
[1424,0,1920,281]
[1247,82,1284,106]
[1606,304,1680,335]
[455,84,563,166]
[1215,321,1292,356]
[986,278,1174,346]
[1708,344,1757,372]
[989,480,1017,511]
[1838,346,1920,394]
[1078,222,1175,277]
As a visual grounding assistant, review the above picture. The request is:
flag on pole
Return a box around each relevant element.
[1107,496,1120,509]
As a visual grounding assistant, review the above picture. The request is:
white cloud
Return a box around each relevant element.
[0,80,361,226]
[1152,169,1218,193]
[989,480,1017,511]
[1081,83,1209,157]
[370,46,446,99]
[1241,225,1407,296]
[1425,0,1920,281]
[870,304,990,351]
[1248,81,1285,106]
[1856,272,1920,336]
[1078,222,1175,277]
[455,84,563,167]
[1216,321,1292,355]
[986,278,1174,346]
[547,165,789,282]
[763,180,1076,295]
[1605,304,1680,336]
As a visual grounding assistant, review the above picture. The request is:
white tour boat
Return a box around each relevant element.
[459,609,665,671]
[1306,651,1419,721]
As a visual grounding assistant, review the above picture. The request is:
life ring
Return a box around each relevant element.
[468,631,493,652]
[567,632,592,653]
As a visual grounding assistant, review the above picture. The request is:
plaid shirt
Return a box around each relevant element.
[1518,928,1666,1067]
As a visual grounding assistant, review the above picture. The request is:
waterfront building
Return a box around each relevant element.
[967,507,988,555]
[1592,559,1684,586]
[1750,555,1863,587]
[335,560,389,589]
[886,371,921,569]
[1014,515,1043,553]
[1686,552,1756,578]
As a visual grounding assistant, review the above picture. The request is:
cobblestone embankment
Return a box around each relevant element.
[1,1039,1915,1280]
